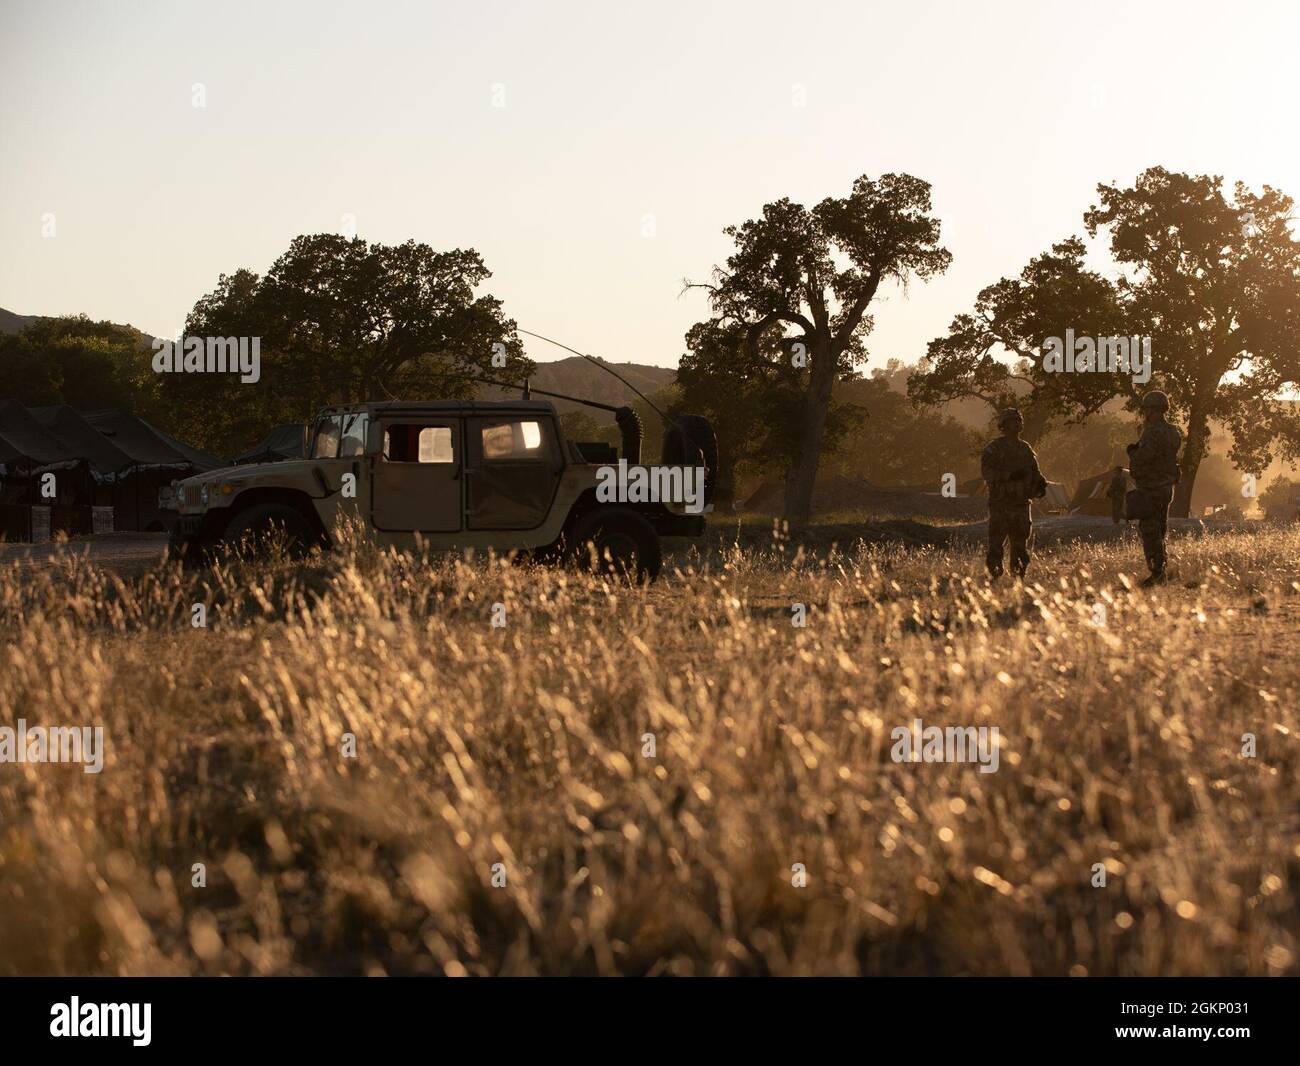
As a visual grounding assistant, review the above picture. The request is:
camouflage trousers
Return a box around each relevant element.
[1137,483,1174,573]
[987,504,1032,577]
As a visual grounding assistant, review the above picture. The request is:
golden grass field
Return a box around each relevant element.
[1,521,1298,976]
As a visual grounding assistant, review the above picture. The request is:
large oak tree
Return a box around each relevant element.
[908,237,1126,442]
[170,234,528,455]
[911,168,1300,517]
[687,174,951,526]
[1084,167,1300,516]
[674,318,854,507]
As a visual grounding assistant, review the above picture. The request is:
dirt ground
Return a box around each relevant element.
[0,532,170,576]
[946,514,1229,546]
[0,517,1256,578]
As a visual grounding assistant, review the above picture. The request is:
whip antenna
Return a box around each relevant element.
[480,328,707,477]
[517,327,674,426]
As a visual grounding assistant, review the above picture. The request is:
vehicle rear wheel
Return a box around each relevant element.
[566,507,662,583]
[222,503,314,558]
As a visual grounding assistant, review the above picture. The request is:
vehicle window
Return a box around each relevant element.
[481,420,544,460]
[339,412,369,458]
[383,424,454,463]
[311,415,343,459]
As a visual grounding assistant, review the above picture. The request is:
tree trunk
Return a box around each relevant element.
[714,438,736,508]
[1172,403,1210,518]
[782,340,836,527]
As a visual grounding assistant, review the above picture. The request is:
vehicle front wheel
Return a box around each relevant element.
[566,508,662,583]
[165,537,201,568]
[221,503,315,559]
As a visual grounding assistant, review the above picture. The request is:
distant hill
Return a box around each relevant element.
[0,307,39,335]
[476,355,676,422]
[0,306,157,346]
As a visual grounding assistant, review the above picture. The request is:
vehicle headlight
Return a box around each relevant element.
[199,483,210,506]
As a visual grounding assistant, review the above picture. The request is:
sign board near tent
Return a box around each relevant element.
[30,505,50,544]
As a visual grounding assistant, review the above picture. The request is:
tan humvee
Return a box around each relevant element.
[166,400,711,580]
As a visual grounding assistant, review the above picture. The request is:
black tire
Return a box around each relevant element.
[165,537,199,568]
[661,414,719,507]
[566,507,662,583]
[221,502,314,558]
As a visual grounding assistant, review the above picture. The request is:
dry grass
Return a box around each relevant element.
[1,520,1298,976]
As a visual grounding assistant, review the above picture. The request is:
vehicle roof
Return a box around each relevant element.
[317,400,559,415]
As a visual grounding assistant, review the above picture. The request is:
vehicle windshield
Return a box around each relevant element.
[311,412,370,458]
[339,412,369,457]
[311,415,342,458]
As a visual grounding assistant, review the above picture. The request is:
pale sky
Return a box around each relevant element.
[2,0,1298,369]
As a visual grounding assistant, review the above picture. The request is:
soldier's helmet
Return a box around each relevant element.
[995,408,1023,428]
[1140,390,1170,411]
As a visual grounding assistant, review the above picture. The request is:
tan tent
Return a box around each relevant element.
[1034,480,1072,515]
[1070,469,1129,516]
[961,475,1070,513]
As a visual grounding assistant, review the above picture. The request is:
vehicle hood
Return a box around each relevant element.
[178,458,328,486]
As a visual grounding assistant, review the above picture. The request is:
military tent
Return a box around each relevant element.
[959,475,1070,514]
[0,399,92,500]
[1035,480,1072,514]
[0,404,222,535]
[235,423,306,464]
[72,409,222,530]
[79,409,222,473]
[0,400,104,537]
[0,399,85,476]
[31,406,134,478]
[1070,468,1129,517]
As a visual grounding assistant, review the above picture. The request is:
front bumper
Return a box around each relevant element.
[170,513,206,542]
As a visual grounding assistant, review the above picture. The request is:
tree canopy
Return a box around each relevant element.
[0,315,156,415]
[909,167,1300,516]
[686,174,951,524]
[908,237,1126,441]
[1084,167,1300,515]
[166,235,529,454]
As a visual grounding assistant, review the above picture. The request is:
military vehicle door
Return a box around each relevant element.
[370,417,462,532]
[465,415,561,529]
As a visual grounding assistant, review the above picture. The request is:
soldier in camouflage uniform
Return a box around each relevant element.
[981,408,1045,579]
[1126,390,1182,586]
